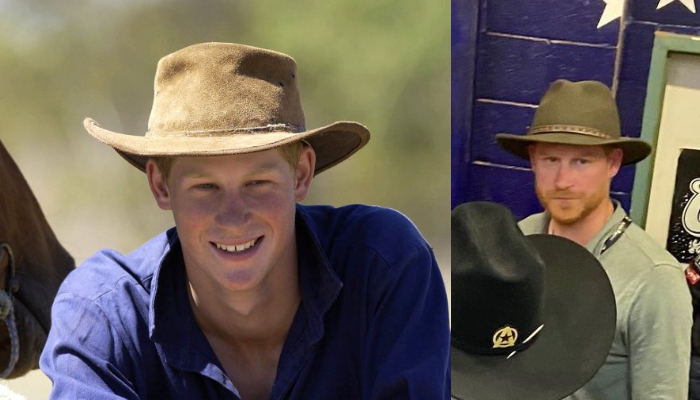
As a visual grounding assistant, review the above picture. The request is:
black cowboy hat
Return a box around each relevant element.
[451,201,616,400]
[495,79,651,165]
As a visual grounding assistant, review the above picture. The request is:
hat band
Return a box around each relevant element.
[528,124,612,140]
[145,123,303,138]
[451,324,544,357]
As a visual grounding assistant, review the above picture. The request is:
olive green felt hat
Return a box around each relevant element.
[495,79,651,165]
[84,42,370,175]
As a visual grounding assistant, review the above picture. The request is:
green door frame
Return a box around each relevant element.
[630,31,700,227]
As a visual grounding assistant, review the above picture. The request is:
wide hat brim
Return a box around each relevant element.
[451,234,616,400]
[84,118,370,175]
[496,132,651,166]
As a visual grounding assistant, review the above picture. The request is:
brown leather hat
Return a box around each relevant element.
[496,79,651,165]
[84,42,370,174]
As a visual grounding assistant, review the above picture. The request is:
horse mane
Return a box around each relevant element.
[0,142,55,249]
[0,139,75,378]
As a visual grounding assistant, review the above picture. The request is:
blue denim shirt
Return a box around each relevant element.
[40,204,450,399]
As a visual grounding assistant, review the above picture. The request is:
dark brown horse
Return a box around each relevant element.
[0,139,75,378]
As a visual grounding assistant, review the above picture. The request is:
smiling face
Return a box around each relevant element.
[529,143,622,226]
[146,146,315,294]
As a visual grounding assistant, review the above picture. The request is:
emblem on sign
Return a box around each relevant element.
[492,326,518,348]
[682,178,700,239]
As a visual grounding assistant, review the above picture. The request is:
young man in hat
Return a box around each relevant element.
[39,43,450,399]
[497,79,692,400]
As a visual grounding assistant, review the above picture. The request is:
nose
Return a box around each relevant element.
[553,163,574,190]
[215,190,252,228]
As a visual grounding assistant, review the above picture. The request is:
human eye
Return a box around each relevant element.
[246,180,270,187]
[195,183,217,190]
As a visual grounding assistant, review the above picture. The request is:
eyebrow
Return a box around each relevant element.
[536,148,604,158]
[181,162,284,180]
[574,150,605,158]
[182,172,212,180]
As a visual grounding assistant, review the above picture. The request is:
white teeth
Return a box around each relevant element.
[215,238,257,253]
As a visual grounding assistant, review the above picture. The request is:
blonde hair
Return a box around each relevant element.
[153,141,305,183]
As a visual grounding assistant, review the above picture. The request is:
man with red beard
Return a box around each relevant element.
[496,79,692,400]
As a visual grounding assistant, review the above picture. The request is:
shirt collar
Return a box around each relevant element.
[148,204,343,369]
[294,204,344,343]
[585,199,628,255]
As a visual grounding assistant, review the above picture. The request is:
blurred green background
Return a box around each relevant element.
[0,0,449,395]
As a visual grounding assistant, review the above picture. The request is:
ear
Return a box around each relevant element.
[146,159,173,210]
[607,148,623,179]
[294,145,316,202]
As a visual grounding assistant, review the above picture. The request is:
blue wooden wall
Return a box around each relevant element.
[453,0,700,219]
[452,0,479,209]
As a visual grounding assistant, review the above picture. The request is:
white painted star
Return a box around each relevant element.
[597,0,624,29]
[657,0,696,13]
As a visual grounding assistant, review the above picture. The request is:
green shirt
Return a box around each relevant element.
[520,203,692,400]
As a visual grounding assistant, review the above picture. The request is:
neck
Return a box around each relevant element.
[549,199,615,247]
[187,263,301,348]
